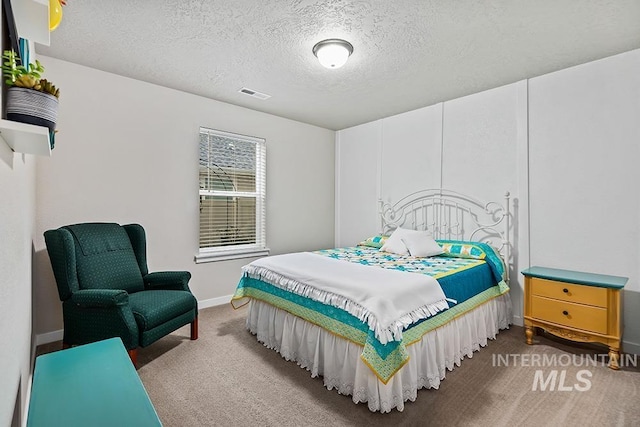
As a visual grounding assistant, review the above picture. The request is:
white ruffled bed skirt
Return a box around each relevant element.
[246,293,513,413]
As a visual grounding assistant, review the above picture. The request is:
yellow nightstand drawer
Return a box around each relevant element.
[523,266,627,369]
[530,277,607,307]
[530,295,608,334]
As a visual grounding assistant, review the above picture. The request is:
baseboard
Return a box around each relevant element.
[511,314,524,327]
[198,294,233,310]
[35,329,63,346]
[623,339,640,355]
[21,372,33,427]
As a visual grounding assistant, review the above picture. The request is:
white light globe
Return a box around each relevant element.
[317,44,349,68]
[313,39,354,69]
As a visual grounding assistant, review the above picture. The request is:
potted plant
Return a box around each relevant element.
[2,50,60,146]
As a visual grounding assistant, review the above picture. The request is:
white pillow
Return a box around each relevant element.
[379,227,413,255]
[381,227,438,256]
[401,232,443,257]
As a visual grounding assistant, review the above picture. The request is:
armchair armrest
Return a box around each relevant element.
[71,289,129,308]
[143,271,192,291]
[65,289,138,350]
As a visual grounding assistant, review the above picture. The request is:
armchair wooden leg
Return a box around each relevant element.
[190,317,198,340]
[128,348,138,366]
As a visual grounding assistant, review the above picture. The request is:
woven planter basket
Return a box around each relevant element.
[6,87,59,132]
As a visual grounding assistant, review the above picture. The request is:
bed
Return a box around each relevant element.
[231,189,513,412]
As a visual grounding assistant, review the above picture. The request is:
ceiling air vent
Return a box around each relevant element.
[239,87,271,100]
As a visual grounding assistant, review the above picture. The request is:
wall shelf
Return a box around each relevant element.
[10,0,50,46]
[0,119,51,156]
[1,0,54,157]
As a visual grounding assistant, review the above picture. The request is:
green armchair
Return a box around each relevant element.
[44,222,198,365]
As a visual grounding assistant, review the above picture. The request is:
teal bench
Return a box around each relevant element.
[27,338,162,426]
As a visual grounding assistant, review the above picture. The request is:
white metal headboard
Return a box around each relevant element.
[379,189,511,281]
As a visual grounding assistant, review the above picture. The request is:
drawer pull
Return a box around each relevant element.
[562,310,569,316]
[563,288,569,293]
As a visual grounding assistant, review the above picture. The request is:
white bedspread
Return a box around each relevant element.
[242,252,449,344]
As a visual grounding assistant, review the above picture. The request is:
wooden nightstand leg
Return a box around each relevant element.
[525,326,534,345]
[608,347,620,370]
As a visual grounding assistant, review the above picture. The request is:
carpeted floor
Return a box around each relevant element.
[39,304,640,426]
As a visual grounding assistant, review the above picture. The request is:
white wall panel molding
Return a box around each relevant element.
[334,132,341,247]
[513,79,529,322]
[516,79,530,271]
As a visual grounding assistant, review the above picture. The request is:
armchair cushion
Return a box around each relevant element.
[144,271,192,291]
[66,223,145,294]
[129,290,197,331]
[71,289,129,308]
[43,228,80,300]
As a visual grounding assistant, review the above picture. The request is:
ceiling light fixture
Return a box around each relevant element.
[312,39,354,69]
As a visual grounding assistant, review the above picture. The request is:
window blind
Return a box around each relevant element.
[199,128,266,252]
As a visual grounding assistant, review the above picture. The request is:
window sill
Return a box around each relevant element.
[194,248,270,264]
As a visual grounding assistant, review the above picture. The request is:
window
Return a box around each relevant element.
[196,127,268,262]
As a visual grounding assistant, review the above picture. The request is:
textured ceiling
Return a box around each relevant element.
[37,1,640,130]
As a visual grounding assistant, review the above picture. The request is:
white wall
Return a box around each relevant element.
[529,49,640,350]
[336,49,640,352]
[335,121,381,247]
[442,83,522,203]
[381,104,443,203]
[442,82,528,318]
[336,81,525,321]
[33,57,335,337]
[337,81,525,235]
[0,133,36,425]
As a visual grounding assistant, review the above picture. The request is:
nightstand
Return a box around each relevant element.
[522,266,628,369]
